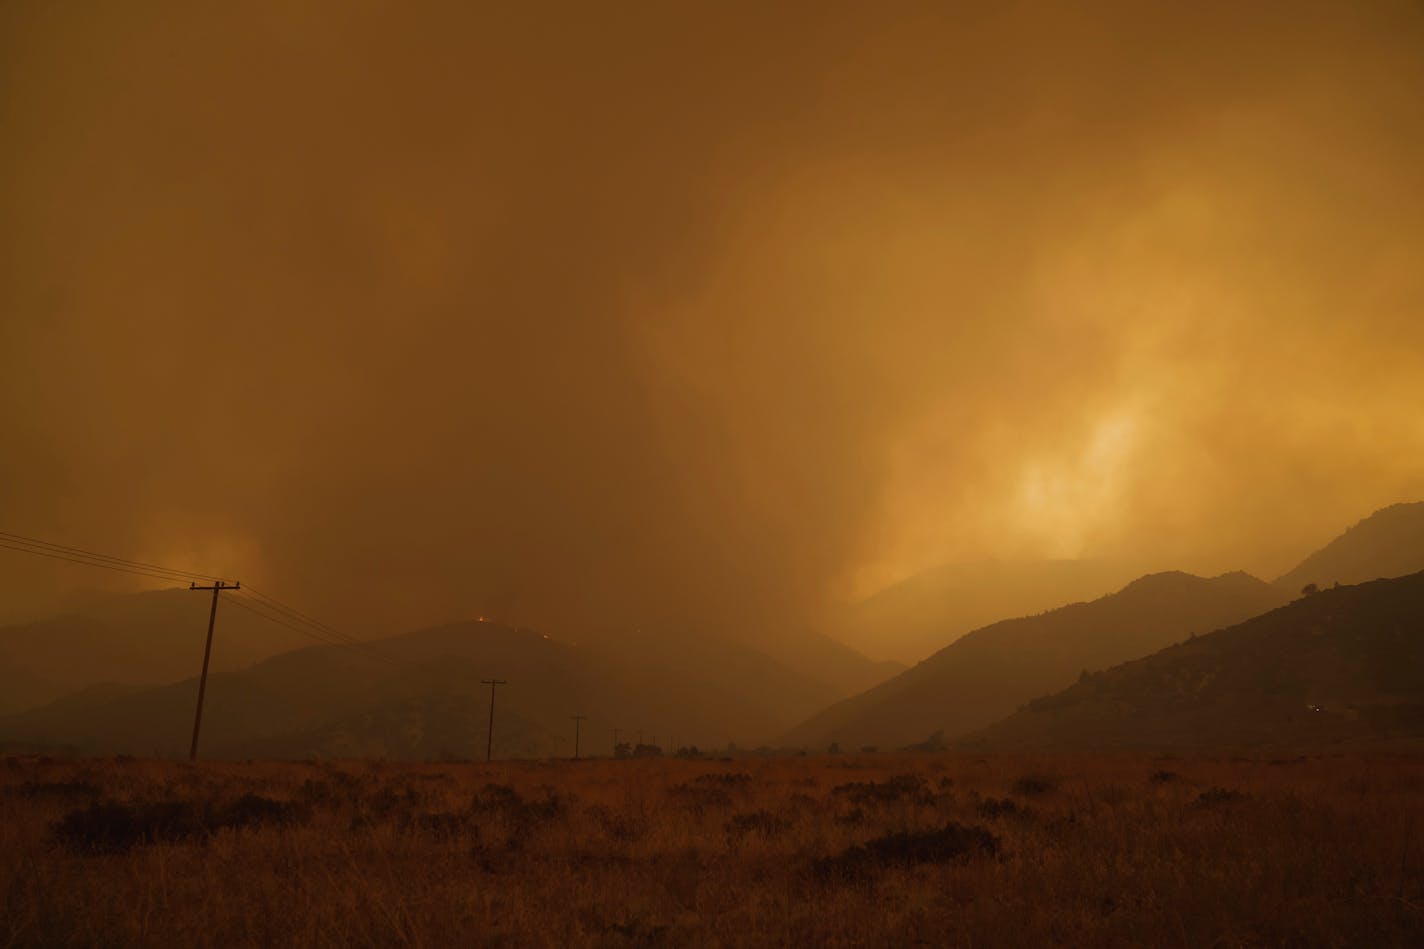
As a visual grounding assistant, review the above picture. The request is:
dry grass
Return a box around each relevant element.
[2,752,1422,946]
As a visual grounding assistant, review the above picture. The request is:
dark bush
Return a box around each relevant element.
[12,779,101,800]
[472,783,524,813]
[53,793,311,855]
[693,772,751,788]
[1149,770,1180,784]
[365,785,421,819]
[724,809,789,842]
[471,783,566,828]
[832,774,932,806]
[812,822,999,881]
[1194,787,1247,807]
[1011,775,1059,796]
[591,808,647,843]
[53,800,207,854]
[218,794,311,829]
[976,797,1019,819]
[669,782,733,810]
[516,793,567,826]
[402,811,476,840]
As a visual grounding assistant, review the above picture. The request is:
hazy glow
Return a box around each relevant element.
[1012,411,1140,560]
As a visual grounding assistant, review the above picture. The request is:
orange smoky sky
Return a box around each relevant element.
[2,1,1422,637]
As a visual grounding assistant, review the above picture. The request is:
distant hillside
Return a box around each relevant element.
[969,571,1424,749]
[0,589,311,714]
[0,619,847,757]
[784,571,1289,751]
[831,559,1140,663]
[752,628,905,696]
[1276,502,1424,594]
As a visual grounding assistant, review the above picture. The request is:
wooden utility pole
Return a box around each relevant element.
[188,580,238,760]
[570,714,586,759]
[611,727,622,755]
[481,678,506,761]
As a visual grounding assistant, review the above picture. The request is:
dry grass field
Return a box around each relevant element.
[2,752,1422,947]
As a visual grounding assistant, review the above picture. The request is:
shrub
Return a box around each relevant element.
[471,783,523,812]
[694,772,751,788]
[589,807,647,843]
[12,779,101,800]
[365,786,421,819]
[832,774,931,806]
[297,779,339,806]
[52,793,312,855]
[1194,788,1247,807]
[976,797,1019,819]
[400,811,476,840]
[53,800,207,854]
[670,783,733,810]
[218,794,311,830]
[1011,775,1059,796]
[725,809,790,842]
[812,822,999,881]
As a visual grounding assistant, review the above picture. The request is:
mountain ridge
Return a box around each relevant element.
[783,570,1290,750]
[966,570,1424,749]
[1275,501,1424,593]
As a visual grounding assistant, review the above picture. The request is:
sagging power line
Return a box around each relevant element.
[0,530,232,585]
[0,528,405,666]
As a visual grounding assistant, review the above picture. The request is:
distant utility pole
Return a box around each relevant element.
[481,678,506,761]
[570,714,586,760]
[611,727,622,755]
[188,580,239,760]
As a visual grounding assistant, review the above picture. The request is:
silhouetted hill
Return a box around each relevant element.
[831,559,1140,662]
[1276,502,1424,594]
[969,571,1424,749]
[784,571,1289,751]
[0,619,847,757]
[0,589,311,714]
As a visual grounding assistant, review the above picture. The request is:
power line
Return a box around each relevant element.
[235,590,409,666]
[243,585,374,650]
[0,539,194,584]
[0,527,406,666]
[0,530,229,583]
[2,526,433,678]
[225,593,410,668]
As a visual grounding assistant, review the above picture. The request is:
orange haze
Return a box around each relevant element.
[3,1,1422,640]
